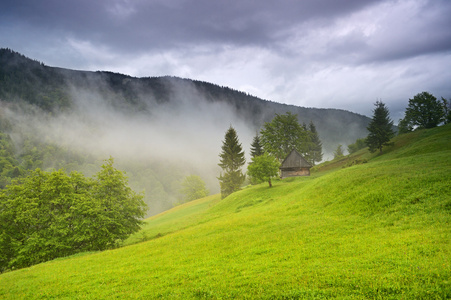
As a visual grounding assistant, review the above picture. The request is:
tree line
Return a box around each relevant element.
[338,91,450,158]
[218,91,450,198]
[365,91,450,156]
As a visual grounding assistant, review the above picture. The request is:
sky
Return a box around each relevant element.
[1,0,451,121]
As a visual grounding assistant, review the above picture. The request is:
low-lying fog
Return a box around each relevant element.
[5,81,257,215]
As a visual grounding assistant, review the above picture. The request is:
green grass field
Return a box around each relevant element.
[1,125,450,299]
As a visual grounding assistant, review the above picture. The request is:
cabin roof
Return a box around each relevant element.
[280,149,312,169]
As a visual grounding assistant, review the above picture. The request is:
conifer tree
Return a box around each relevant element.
[366,101,395,154]
[250,133,263,158]
[218,126,246,198]
[333,144,345,159]
[308,121,323,165]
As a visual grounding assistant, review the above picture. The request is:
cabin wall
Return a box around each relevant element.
[280,167,310,178]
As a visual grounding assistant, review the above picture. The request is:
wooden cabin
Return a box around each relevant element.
[280,149,312,178]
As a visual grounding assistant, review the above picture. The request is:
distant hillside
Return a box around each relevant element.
[0,48,370,154]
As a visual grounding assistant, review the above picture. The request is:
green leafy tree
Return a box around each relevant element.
[247,153,280,187]
[333,144,345,159]
[366,101,395,154]
[308,121,323,165]
[347,138,367,154]
[218,126,246,198]
[0,158,146,272]
[397,117,414,135]
[250,133,263,158]
[179,175,209,203]
[0,169,85,269]
[260,112,310,161]
[92,157,146,250]
[0,132,23,188]
[400,92,443,130]
[442,97,451,124]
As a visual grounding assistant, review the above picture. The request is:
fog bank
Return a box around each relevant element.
[4,80,256,215]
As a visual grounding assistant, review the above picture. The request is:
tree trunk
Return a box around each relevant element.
[268,179,272,187]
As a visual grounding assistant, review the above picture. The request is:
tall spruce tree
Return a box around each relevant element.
[366,101,395,154]
[250,133,263,158]
[218,126,246,198]
[308,121,323,165]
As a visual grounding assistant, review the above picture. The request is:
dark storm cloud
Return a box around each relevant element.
[361,0,451,63]
[1,0,450,118]
[277,0,451,64]
[2,0,450,63]
[1,0,382,52]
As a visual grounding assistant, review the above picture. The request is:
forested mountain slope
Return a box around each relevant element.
[0,48,370,215]
[0,48,370,152]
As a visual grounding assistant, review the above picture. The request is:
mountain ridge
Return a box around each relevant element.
[0,48,370,155]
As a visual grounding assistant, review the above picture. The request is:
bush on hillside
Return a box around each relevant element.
[347,138,367,154]
[179,175,209,203]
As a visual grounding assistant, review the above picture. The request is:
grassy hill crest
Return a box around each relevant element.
[0,125,450,299]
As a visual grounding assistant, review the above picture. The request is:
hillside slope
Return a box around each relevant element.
[0,127,449,298]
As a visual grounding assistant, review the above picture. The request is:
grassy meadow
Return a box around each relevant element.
[0,125,450,299]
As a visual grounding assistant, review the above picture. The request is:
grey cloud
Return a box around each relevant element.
[1,0,450,118]
[363,1,451,63]
[5,0,449,64]
[1,0,381,52]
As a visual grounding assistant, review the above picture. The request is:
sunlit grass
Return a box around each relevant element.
[0,125,450,299]
[122,194,222,246]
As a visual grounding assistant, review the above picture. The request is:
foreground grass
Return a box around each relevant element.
[0,125,450,299]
